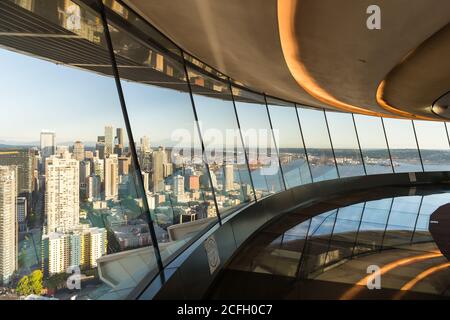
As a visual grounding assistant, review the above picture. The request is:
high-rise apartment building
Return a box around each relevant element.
[104,125,114,156]
[0,166,17,284]
[42,227,107,275]
[45,154,80,233]
[104,154,119,201]
[72,141,85,161]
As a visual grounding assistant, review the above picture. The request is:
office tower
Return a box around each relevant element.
[89,228,107,268]
[114,144,123,156]
[187,175,200,191]
[115,128,124,155]
[86,175,101,201]
[104,125,114,156]
[142,171,150,192]
[163,162,173,178]
[116,128,125,146]
[96,142,106,160]
[45,155,80,233]
[40,130,55,161]
[17,197,27,232]
[79,160,91,191]
[140,136,151,153]
[0,149,33,197]
[173,175,184,196]
[0,166,17,284]
[118,157,130,176]
[152,147,167,192]
[56,145,69,157]
[224,164,234,191]
[201,170,217,189]
[72,141,85,161]
[93,157,104,182]
[104,154,119,201]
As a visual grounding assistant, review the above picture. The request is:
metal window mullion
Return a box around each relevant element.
[264,94,287,191]
[181,51,222,225]
[380,198,395,251]
[98,0,163,271]
[228,79,258,202]
[381,117,395,173]
[352,113,367,175]
[295,105,314,183]
[323,110,340,178]
[411,120,425,172]
[410,196,424,244]
[445,123,450,148]
[350,202,366,258]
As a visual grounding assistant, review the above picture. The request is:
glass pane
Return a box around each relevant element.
[267,98,311,188]
[232,88,284,198]
[413,120,450,171]
[103,0,181,56]
[353,114,393,174]
[187,68,254,216]
[105,13,219,272]
[383,118,423,173]
[0,0,157,300]
[296,107,338,182]
[325,112,365,177]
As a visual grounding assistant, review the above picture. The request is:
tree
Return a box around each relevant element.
[30,270,43,295]
[16,275,32,296]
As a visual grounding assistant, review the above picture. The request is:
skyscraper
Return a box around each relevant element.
[0,166,18,284]
[93,157,104,182]
[0,149,33,196]
[79,160,91,191]
[72,141,85,161]
[115,128,125,155]
[45,154,80,233]
[152,147,167,192]
[224,164,234,191]
[140,136,151,153]
[17,197,27,232]
[118,157,130,176]
[40,130,55,161]
[104,125,114,156]
[104,154,119,201]
[86,175,101,202]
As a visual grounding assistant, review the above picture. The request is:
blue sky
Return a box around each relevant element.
[0,47,447,150]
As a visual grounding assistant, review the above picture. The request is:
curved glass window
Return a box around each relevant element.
[353,115,393,174]
[325,111,365,177]
[104,11,218,273]
[383,118,423,173]
[413,120,450,171]
[0,0,156,300]
[297,107,338,182]
[267,98,311,188]
[232,88,284,198]
[187,68,255,215]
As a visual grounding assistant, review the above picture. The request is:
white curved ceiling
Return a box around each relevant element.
[125,0,450,120]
